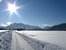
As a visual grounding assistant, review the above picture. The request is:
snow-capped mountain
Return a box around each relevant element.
[48,23,66,30]
[40,23,66,30]
[5,23,41,30]
[0,23,66,30]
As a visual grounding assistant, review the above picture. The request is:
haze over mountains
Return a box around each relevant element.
[0,23,66,30]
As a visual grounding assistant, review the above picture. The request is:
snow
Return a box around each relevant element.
[0,31,12,50]
[16,31,65,50]
[11,31,34,50]
[16,31,66,49]
[0,30,8,33]
[0,30,66,50]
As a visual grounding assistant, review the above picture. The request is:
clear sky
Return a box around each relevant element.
[0,0,66,26]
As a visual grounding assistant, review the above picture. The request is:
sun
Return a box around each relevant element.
[7,2,19,15]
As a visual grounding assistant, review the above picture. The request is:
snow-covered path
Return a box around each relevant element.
[11,31,34,50]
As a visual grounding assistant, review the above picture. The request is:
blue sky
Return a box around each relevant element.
[0,0,66,26]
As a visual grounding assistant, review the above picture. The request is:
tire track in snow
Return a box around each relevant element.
[11,31,34,50]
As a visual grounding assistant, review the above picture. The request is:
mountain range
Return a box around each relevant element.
[0,23,66,30]
[47,23,66,30]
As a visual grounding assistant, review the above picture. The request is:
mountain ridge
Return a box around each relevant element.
[0,23,66,30]
[5,23,41,30]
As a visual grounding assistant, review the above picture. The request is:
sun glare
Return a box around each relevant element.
[7,2,19,15]
[0,0,2,2]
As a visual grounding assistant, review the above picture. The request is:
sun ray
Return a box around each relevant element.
[7,2,20,15]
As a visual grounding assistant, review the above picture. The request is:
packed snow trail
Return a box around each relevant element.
[11,31,34,50]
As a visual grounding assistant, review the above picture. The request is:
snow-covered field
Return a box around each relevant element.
[0,30,8,32]
[0,30,66,50]
[16,31,66,48]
